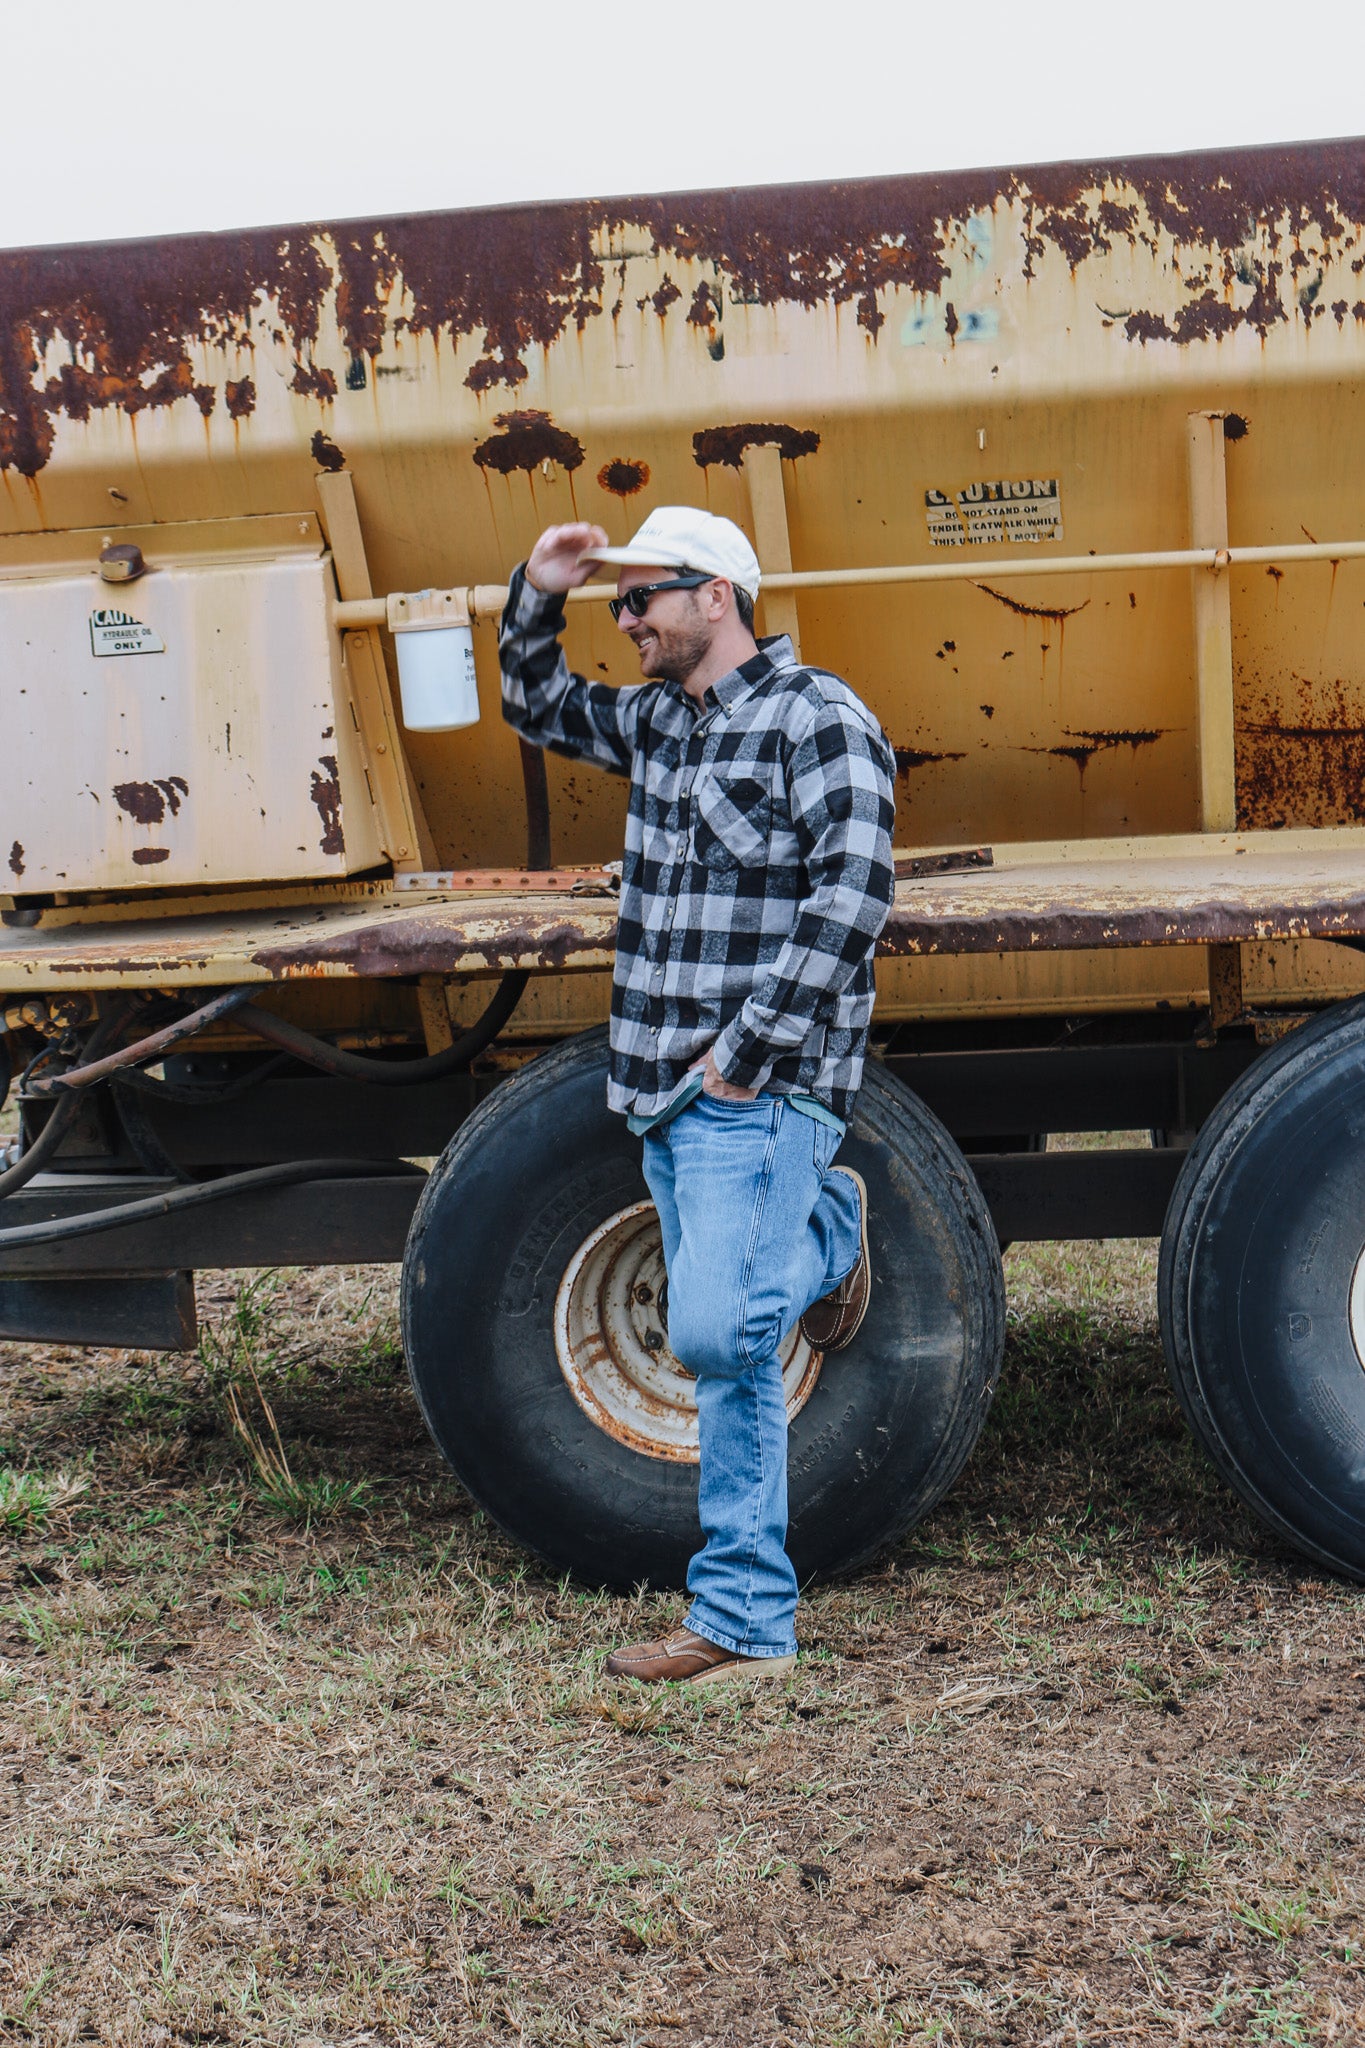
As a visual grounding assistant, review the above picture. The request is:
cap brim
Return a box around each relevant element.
[576,541,693,573]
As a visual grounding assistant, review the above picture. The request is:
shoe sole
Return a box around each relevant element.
[689,1653,798,1687]
[606,1652,799,1686]
[802,1167,870,1354]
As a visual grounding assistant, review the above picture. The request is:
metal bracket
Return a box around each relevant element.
[315,470,435,870]
[741,443,802,657]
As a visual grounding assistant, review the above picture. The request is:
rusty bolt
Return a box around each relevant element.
[633,1283,654,1305]
[644,1328,664,1352]
[99,541,145,583]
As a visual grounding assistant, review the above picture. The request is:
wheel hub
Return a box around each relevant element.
[554,1201,823,1461]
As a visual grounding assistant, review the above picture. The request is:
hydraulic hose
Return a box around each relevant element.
[33,986,258,1095]
[0,1003,132,1201]
[233,973,527,1082]
[112,1074,196,1184]
[0,1156,425,1253]
[112,1052,293,1105]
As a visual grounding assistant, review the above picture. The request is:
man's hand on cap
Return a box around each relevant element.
[526,524,610,595]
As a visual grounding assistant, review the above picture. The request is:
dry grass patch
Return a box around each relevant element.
[0,1242,1362,2045]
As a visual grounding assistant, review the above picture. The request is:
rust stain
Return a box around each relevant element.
[131,846,171,865]
[687,282,720,327]
[3,142,1364,473]
[310,428,346,472]
[291,361,338,402]
[975,584,1091,622]
[112,776,188,826]
[251,909,615,979]
[310,756,344,855]
[647,277,682,317]
[473,409,584,476]
[893,747,967,775]
[1237,676,1365,827]
[597,457,650,497]
[1027,728,1163,779]
[692,422,820,469]
[224,377,256,420]
[7,841,22,878]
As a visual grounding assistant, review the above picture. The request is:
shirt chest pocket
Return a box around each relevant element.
[692,772,777,872]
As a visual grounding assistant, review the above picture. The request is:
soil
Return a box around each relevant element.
[1,1238,1362,2045]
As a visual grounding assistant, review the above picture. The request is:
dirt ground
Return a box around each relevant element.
[1,1232,1363,2046]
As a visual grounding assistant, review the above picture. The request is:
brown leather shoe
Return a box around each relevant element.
[799,1167,870,1354]
[605,1626,796,1686]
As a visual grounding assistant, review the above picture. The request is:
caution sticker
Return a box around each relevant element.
[89,607,165,657]
[926,479,1063,548]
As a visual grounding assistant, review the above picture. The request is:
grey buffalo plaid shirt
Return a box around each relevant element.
[499,568,897,1124]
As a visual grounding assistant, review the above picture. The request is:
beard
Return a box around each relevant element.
[629,601,712,684]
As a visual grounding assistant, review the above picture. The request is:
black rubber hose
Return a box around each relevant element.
[111,1075,195,1184]
[0,1004,131,1201]
[233,972,527,1084]
[0,1156,426,1252]
[111,1052,293,1105]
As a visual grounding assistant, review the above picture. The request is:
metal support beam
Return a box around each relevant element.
[1187,413,1238,832]
[0,1175,423,1276]
[0,1149,1186,1308]
[316,470,433,870]
[967,1148,1183,1241]
[741,443,802,656]
[0,1273,196,1350]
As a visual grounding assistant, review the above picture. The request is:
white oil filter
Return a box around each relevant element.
[388,588,481,731]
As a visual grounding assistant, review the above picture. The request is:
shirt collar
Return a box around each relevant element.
[704,634,796,714]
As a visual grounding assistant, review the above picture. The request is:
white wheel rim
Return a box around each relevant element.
[553,1201,823,1462]
[1348,1241,1365,1372]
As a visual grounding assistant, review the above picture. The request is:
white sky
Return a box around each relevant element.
[1,0,1360,250]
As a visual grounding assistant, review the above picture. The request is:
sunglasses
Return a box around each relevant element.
[608,572,712,622]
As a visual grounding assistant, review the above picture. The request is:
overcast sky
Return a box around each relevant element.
[1,0,1359,250]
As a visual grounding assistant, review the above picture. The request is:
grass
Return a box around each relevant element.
[0,1235,1362,2045]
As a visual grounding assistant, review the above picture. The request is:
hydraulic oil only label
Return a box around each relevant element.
[89,607,165,657]
[926,479,1062,547]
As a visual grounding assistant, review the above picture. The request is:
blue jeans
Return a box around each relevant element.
[641,1094,863,1658]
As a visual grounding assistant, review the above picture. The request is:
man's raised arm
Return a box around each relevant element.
[500,522,647,776]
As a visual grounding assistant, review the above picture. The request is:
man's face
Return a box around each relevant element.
[615,563,715,683]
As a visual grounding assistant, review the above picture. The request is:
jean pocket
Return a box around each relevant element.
[812,1119,840,1173]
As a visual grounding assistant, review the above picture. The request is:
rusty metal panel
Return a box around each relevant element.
[2,142,1365,1025]
[4,833,1365,993]
[1,530,383,890]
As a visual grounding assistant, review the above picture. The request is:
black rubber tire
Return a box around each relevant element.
[1159,995,1365,1581]
[401,1027,1005,1589]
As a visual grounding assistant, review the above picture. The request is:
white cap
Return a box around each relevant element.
[579,506,761,599]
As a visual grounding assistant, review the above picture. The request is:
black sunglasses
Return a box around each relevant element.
[608,572,712,622]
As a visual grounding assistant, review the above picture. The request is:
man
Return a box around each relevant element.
[500,506,896,1684]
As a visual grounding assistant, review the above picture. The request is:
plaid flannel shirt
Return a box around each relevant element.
[499,567,897,1124]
